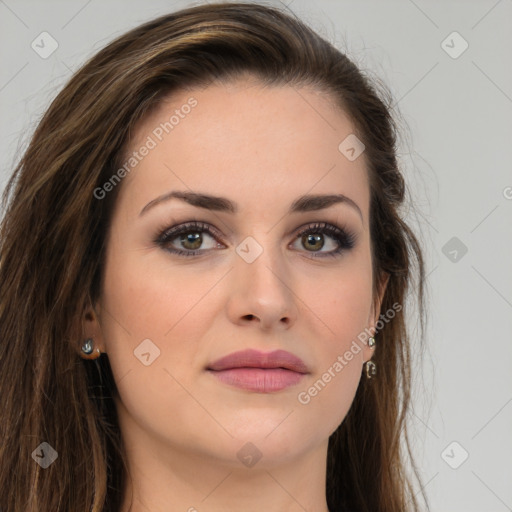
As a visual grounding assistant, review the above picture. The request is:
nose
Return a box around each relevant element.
[225,238,298,332]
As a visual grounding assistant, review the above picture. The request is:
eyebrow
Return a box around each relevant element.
[139,190,363,221]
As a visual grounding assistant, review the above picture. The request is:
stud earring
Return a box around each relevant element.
[368,336,376,348]
[81,338,100,359]
[365,360,376,379]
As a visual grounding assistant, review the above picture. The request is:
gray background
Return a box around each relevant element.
[1,0,511,510]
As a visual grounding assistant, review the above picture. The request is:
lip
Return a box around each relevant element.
[206,349,309,393]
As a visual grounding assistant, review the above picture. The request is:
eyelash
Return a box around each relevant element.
[154,220,356,259]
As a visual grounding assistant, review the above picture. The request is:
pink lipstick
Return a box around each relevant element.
[206,348,309,393]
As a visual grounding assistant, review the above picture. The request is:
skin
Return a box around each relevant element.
[82,75,388,512]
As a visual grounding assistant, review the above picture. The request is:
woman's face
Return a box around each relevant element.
[88,76,386,470]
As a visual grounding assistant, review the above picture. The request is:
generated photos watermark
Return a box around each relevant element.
[93,97,198,200]
[297,301,402,405]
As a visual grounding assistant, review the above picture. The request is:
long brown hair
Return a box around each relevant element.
[0,2,429,511]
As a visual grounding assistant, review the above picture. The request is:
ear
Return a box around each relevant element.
[370,271,390,328]
[79,301,106,359]
[362,271,390,362]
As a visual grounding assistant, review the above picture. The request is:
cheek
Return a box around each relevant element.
[307,254,374,346]
[98,245,225,445]
[296,352,362,442]
[295,277,371,434]
[98,240,229,391]
[295,255,372,430]
[101,241,219,339]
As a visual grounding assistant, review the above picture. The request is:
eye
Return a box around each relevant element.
[291,222,356,259]
[154,220,356,258]
[155,221,225,257]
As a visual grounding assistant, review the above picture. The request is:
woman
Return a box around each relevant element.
[0,2,429,511]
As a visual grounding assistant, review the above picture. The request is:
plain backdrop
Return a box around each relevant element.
[1,1,511,511]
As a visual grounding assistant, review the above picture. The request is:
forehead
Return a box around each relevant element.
[118,78,370,220]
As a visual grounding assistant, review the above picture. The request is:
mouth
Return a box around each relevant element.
[206,348,309,393]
